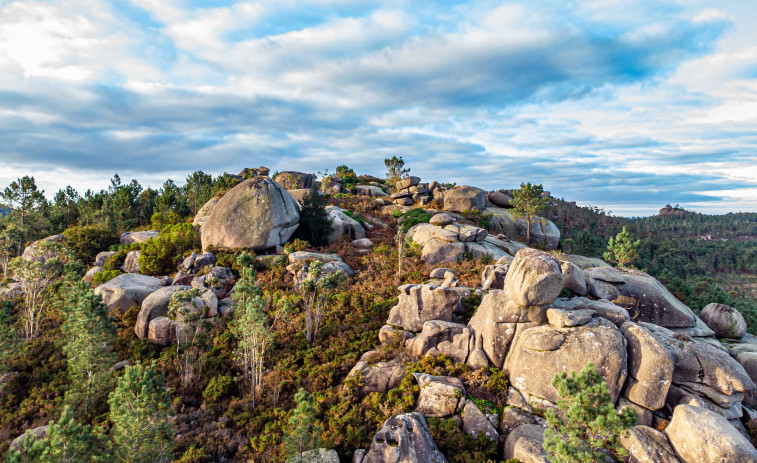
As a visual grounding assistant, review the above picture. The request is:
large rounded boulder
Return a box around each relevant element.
[200,177,300,252]
[700,303,747,339]
[665,404,757,463]
[94,273,164,314]
[443,186,485,212]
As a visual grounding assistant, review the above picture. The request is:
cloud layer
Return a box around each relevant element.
[0,0,755,216]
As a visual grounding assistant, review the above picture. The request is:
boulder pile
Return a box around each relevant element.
[349,246,757,462]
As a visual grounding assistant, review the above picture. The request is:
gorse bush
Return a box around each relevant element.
[138,223,201,275]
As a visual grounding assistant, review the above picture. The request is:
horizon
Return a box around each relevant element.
[1,0,757,217]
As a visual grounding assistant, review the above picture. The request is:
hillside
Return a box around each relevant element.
[1,166,756,462]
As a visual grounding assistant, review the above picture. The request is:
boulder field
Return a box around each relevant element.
[9,168,755,462]
[349,246,757,462]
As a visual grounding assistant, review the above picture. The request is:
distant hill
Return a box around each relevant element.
[0,205,11,217]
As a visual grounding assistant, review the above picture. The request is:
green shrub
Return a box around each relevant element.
[292,185,333,247]
[284,239,310,253]
[203,375,237,403]
[138,223,201,275]
[335,165,358,188]
[103,249,129,271]
[150,211,184,230]
[63,225,120,265]
[93,269,123,286]
[390,209,403,218]
[400,208,432,233]
[178,445,211,463]
[427,417,500,463]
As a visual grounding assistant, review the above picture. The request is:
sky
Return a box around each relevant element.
[0,0,756,217]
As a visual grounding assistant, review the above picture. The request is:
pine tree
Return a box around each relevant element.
[542,363,636,463]
[184,170,213,216]
[167,288,209,388]
[109,363,174,463]
[0,223,23,279]
[511,182,548,245]
[384,156,410,187]
[61,280,117,417]
[297,260,345,344]
[6,406,105,463]
[293,185,333,247]
[284,388,322,462]
[603,226,640,268]
[230,253,291,408]
[1,176,47,254]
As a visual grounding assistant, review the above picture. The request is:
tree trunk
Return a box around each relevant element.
[526,213,531,245]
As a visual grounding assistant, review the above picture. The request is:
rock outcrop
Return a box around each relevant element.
[201,177,300,252]
[326,206,366,244]
[620,425,679,463]
[363,413,448,463]
[120,230,158,245]
[413,373,466,418]
[443,186,486,212]
[503,424,550,463]
[386,284,460,332]
[94,273,164,314]
[135,285,191,338]
[665,404,757,462]
[700,303,747,339]
[620,322,674,410]
[20,235,66,263]
[274,171,315,190]
[193,192,224,227]
[505,318,628,403]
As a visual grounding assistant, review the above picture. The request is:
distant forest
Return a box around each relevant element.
[548,199,757,328]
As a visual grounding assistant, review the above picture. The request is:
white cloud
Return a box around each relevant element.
[0,0,755,215]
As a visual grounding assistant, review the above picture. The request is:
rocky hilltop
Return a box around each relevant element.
[2,166,756,462]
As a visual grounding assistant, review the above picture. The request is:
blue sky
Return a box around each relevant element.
[0,0,756,216]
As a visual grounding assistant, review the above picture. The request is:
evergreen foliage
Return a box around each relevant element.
[284,388,322,461]
[167,288,209,387]
[185,170,214,216]
[6,406,106,463]
[62,225,120,265]
[297,260,346,344]
[0,224,22,279]
[230,253,291,407]
[61,279,117,417]
[8,240,76,341]
[293,185,333,247]
[603,226,640,268]
[384,156,410,187]
[0,302,18,374]
[400,208,432,233]
[108,362,174,463]
[511,182,548,245]
[138,223,201,275]
[543,363,636,463]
